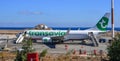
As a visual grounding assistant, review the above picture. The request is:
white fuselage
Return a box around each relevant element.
[25,30,104,40]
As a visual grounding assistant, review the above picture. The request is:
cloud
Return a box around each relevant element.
[18,11,43,15]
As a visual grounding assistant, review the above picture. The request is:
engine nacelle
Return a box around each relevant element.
[42,37,52,42]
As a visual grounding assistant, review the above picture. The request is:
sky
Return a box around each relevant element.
[0,0,120,27]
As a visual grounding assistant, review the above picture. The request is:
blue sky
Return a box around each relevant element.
[0,0,120,27]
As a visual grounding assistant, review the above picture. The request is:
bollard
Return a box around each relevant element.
[79,49,82,55]
[83,50,86,55]
[94,49,97,55]
[99,50,103,55]
[65,44,68,50]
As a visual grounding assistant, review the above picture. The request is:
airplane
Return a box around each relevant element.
[15,13,110,45]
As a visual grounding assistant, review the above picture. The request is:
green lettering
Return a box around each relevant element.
[44,32,49,36]
[61,32,66,36]
[35,32,39,36]
[54,32,59,36]
[29,31,34,36]
[49,32,54,36]
[28,31,66,37]
[38,32,43,36]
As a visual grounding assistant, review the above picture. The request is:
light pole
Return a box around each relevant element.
[111,0,115,38]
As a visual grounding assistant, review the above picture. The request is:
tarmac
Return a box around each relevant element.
[0,34,109,55]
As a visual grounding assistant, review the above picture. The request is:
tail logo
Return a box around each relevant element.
[97,17,108,31]
[99,19,107,28]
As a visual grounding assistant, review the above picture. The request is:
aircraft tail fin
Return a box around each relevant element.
[88,13,110,31]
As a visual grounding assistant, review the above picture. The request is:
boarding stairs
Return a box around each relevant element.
[88,32,99,47]
[16,33,24,43]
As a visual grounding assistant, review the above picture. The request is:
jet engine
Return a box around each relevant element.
[42,37,52,42]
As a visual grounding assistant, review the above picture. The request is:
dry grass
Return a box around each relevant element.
[40,54,109,61]
[0,51,109,61]
[0,51,16,61]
